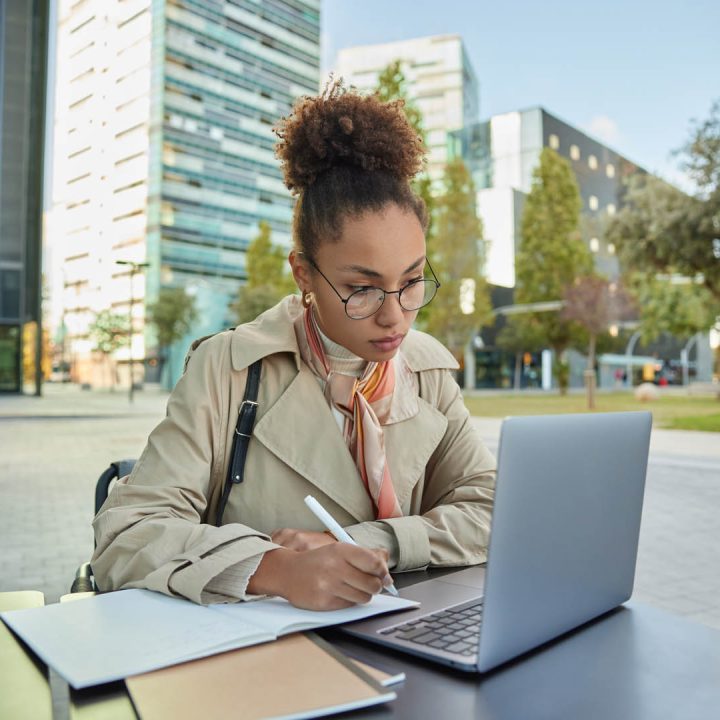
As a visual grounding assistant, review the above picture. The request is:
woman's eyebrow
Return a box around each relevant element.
[339,256,426,278]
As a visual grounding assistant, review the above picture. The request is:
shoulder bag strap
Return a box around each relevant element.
[215,358,262,527]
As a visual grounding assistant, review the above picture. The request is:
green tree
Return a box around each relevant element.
[515,147,593,391]
[607,175,719,303]
[233,221,296,324]
[626,273,715,343]
[147,287,198,381]
[423,158,493,362]
[375,60,425,141]
[607,100,720,306]
[89,310,129,389]
[375,60,435,240]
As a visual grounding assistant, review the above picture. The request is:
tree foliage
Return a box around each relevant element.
[233,221,296,324]
[89,310,129,388]
[375,60,425,143]
[626,273,715,343]
[147,287,198,353]
[561,276,635,408]
[89,310,129,355]
[511,148,593,382]
[375,60,435,240]
[422,158,492,359]
[677,98,720,195]
[607,174,720,305]
[607,99,720,307]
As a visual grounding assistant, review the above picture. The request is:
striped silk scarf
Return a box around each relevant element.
[295,307,402,520]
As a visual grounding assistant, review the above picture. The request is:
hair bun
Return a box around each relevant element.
[338,115,353,135]
[273,79,426,194]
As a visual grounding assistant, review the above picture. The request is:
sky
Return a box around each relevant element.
[321,0,720,191]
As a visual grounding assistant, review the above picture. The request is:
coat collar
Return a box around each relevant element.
[230,295,460,374]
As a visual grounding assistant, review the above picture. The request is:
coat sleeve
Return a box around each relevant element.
[91,334,281,604]
[345,369,496,571]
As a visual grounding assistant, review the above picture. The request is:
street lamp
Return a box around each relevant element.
[116,260,149,402]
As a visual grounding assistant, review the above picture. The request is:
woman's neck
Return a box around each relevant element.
[315,323,367,377]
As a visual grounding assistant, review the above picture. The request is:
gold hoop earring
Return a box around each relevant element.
[302,290,313,308]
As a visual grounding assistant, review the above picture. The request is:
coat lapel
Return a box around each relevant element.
[253,366,449,521]
[383,398,448,508]
[252,367,374,522]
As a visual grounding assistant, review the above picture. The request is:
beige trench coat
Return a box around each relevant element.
[92,296,496,604]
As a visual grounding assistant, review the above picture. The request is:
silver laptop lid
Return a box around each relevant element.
[477,411,652,672]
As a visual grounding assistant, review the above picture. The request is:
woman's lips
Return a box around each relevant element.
[370,335,404,352]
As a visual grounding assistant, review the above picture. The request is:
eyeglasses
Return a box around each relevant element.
[301,253,441,320]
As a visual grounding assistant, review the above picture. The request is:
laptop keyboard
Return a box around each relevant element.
[378,598,483,657]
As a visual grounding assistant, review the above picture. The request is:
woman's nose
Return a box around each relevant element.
[375,291,405,326]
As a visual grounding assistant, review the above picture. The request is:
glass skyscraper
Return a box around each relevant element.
[49,0,319,387]
[0,0,50,393]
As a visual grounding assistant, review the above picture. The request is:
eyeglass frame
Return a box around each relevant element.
[299,251,441,319]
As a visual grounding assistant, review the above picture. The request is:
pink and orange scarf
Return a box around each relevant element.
[295,307,402,520]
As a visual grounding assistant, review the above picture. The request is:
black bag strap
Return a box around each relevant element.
[215,359,262,526]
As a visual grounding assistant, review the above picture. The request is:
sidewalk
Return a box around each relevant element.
[1,384,718,630]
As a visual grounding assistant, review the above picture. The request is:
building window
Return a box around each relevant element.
[606,163,615,178]
[589,195,599,211]
[607,203,616,215]
[589,237,600,253]
[549,133,560,150]
[608,243,616,255]
[570,144,580,161]
[588,154,598,170]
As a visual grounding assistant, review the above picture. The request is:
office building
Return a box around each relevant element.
[449,107,643,287]
[0,0,50,393]
[49,0,320,387]
[334,35,479,183]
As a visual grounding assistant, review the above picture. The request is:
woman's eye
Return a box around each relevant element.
[349,286,375,293]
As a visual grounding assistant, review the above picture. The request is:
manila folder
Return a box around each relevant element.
[126,632,395,720]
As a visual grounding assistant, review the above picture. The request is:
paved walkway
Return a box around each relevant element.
[1,385,718,631]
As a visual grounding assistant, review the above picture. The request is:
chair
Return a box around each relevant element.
[70,459,136,594]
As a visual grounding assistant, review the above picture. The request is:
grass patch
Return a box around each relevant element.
[665,414,720,432]
[463,392,720,432]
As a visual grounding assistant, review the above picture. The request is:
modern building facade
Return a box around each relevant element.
[334,35,479,183]
[449,108,643,287]
[0,0,50,393]
[48,0,319,387]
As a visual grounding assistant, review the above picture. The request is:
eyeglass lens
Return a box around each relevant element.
[345,280,437,319]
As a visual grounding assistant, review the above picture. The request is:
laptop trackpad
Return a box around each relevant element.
[397,566,486,613]
[434,565,486,590]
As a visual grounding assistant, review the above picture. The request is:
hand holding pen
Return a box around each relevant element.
[304,495,399,596]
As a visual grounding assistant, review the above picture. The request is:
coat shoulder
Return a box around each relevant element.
[183,328,234,374]
[402,329,459,372]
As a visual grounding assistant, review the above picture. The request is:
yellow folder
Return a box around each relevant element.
[126,632,396,720]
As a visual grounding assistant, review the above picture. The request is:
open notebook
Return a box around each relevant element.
[0,589,418,689]
[126,633,397,720]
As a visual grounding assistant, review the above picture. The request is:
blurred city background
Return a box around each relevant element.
[1,0,718,408]
[1,0,719,628]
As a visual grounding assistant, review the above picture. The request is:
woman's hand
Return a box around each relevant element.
[271,527,337,551]
[247,544,391,611]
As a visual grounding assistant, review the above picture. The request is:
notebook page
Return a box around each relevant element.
[1,589,273,688]
[211,593,418,636]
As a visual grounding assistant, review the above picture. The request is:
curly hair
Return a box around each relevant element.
[273,79,428,259]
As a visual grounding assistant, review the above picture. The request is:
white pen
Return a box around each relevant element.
[304,494,399,596]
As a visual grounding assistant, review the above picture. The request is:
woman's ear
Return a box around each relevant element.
[288,250,310,293]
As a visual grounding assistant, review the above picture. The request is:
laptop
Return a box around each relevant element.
[341,411,652,672]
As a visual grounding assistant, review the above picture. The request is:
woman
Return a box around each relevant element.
[92,81,496,610]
